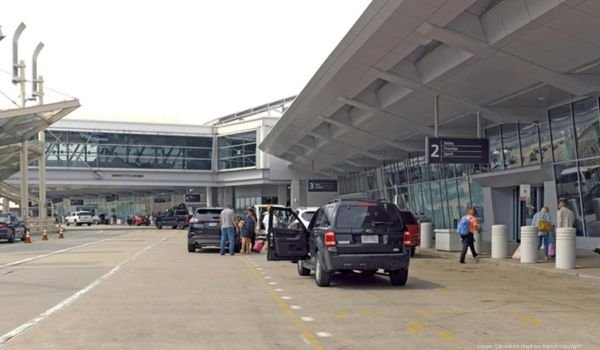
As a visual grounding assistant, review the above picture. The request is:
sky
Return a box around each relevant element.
[0,0,370,124]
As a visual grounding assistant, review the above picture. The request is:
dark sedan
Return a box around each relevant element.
[0,213,26,243]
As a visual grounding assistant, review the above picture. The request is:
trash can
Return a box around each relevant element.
[420,222,433,249]
[520,226,538,264]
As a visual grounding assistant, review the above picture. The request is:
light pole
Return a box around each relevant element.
[13,22,29,224]
[33,41,47,230]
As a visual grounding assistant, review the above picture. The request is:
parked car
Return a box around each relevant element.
[398,210,420,257]
[156,206,191,230]
[129,215,150,226]
[0,213,27,243]
[93,213,110,225]
[288,207,319,230]
[187,207,241,253]
[266,199,411,287]
[65,211,93,226]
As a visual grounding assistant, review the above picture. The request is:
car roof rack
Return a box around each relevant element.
[327,198,391,204]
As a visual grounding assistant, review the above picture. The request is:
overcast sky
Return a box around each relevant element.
[0,1,369,124]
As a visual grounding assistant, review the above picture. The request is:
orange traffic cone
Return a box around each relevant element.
[58,227,64,239]
[42,229,48,241]
[24,229,32,244]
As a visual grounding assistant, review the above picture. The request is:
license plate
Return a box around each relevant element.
[208,222,218,227]
[361,235,379,244]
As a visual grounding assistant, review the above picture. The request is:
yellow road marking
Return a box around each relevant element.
[335,311,347,319]
[241,257,325,350]
[360,309,378,318]
[436,288,449,295]
[437,331,457,341]
[519,315,542,326]
[406,321,430,334]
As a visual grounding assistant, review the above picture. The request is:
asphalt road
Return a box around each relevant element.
[0,228,598,349]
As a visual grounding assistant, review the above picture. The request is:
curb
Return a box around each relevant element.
[418,248,600,285]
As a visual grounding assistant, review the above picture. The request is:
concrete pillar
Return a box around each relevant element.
[38,130,46,230]
[277,184,289,206]
[420,222,433,249]
[520,226,538,264]
[491,224,508,259]
[1,198,8,213]
[290,179,301,211]
[20,141,28,222]
[555,227,576,269]
[206,186,213,207]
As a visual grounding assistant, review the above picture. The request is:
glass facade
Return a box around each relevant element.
[218,131,257,170]
[45,131,213,170]
[339,156,485,230]
[338,96,600,237]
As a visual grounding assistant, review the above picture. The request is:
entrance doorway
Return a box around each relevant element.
[514,185,544,241]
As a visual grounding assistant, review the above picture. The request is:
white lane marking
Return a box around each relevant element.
[256,267,263,270]
[0,237,114,270]
[265,276,271,279]
[290,305,302,310]
[274,288,284,292]
[282,296,292,300]
[268,282,278,285]
[316,332,332,338]
[300,317,314,322]
[0,232,174,346]
[260,271,267,275]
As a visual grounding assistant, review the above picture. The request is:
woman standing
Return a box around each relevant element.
[532,206,552,262]
[241,208,256,254]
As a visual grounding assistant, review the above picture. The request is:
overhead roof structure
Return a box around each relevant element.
[0,100,80,147]
[261,0,600,175]
[0,99,80,204]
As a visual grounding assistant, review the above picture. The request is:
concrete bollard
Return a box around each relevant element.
[555,227,576,269]
[420,222,433,249]
[491,224,508,259]
[520,226,538,264]
[474,231,482,255]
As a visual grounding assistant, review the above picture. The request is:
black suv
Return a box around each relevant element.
[187,208,241,253]
[266,200,411,287]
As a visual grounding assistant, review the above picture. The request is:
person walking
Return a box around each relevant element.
[249,206,258,249]
[556,200,575,229]
[220,203,238,256]
[240,208,256,254]
[458,208,480,264]
[532,206,552,262]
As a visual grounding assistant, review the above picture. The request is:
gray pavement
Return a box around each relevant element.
[0,230,598,349]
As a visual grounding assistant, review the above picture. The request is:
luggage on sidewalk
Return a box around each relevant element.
[253,240,265,253]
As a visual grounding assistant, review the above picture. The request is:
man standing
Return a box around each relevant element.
[556,200,575,229]
[220,203,238,256]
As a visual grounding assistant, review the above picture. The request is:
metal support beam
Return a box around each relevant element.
[434,94,439,137]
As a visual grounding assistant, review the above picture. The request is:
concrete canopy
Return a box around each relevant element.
[261,0,600,174]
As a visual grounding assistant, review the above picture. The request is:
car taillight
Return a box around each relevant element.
[185,215,190,222]
[325,231,336,247]
[403,231,412,246]
[0,223,6,228]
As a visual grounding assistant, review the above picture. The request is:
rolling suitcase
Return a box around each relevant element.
[253,240,265,253]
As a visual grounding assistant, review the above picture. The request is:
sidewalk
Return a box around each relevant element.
[418,241,600,285]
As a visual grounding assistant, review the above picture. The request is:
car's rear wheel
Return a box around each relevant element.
[87,223,92,226]
[390,269,408,286]
[7,229,15,243]
[315,254,331,287]
[157,222,163,229]
[297,260,311,276]
[410,246,416,257]
[187,244,195,253]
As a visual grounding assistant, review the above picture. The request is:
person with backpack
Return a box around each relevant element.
[531,206,552,262]
[457,208,480,264]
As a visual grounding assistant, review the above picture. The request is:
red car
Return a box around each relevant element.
[129,215,150,226]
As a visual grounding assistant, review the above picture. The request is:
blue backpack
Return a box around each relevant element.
[456,216,471,236]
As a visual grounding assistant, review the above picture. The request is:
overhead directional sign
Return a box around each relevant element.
[308,179,338,192]
[425,137,489,164]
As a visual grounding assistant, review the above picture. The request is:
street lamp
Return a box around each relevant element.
[12,22,26,84]
[32,42,44,101]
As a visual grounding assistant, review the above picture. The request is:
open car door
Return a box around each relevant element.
[266,207,309,261]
